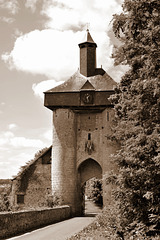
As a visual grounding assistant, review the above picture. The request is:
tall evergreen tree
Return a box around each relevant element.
[111,0,160,237]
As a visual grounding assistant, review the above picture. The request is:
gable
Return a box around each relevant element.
[80,80,95,90]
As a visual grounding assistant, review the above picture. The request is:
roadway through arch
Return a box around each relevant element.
[77,158,102,216]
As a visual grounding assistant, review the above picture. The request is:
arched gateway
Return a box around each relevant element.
[77,158,102,215]
[44,30,118,216]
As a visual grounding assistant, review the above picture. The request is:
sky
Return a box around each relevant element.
[0,0,126,179]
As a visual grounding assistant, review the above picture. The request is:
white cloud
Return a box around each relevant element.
[1,0,124,81]
[25,0,38,13]
[0,0,19,15]
[32,79,64,100]
[0,161,18,179]
[8,123,18,130]
[0,127,51,178]
[0,131,14,146]
[0,151,40,179]
[10,137,45,148]
[14,29,23,38]
[43,5,82,30]
[3,131,14,138]
[42,0,123,32]
[2,29,82,80]
[0,131,45,148]
[1,0,126,83]
[0,138,7,145]
[108,65,130,82]
[43,129,52,141]
[2,29,116,81]
[0,16,15,24]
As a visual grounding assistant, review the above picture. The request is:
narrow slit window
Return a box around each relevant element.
[88,133,91,140]
[107,112,109,121]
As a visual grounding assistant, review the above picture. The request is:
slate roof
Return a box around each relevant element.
[45,70,117,93]
[83,29,96,44]
[79,29,97,48]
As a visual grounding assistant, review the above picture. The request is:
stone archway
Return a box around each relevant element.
[77,158,102,215]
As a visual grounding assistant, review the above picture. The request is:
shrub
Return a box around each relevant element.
[86,178,103,205]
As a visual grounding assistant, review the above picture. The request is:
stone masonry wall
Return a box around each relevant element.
[76,108,115,168]
[52,109,77,215]
[0,206,71,239]
[11,153,52,210]
[50,108,118,216]
[24,158,51,209]
[76,108,118,207]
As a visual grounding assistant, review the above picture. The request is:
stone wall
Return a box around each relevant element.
[0,206,71,239]
[52,109,77,215]
[76,108,116,169]
[10,147,52,210]
[0,179,12,195]
[76,108,118,211]
[50,107,118,216]
[24,158,51,209]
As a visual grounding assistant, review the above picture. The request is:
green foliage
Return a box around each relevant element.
[91,179,103,205]
[68,205,122,240]
[110,0,160,237]
[46,193,61,208]
[68,202,159,240]
[0,194,10,212]
[34,147,48,159]
[0,180,12,212]
[86,178,103,206]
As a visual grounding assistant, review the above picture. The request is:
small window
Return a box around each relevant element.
[17,194,24,204]
[107,112,109,121]
[88,133,91,140]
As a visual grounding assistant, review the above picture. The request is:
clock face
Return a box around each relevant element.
[82,92,93,104]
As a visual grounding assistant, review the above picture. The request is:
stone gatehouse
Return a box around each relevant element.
[44,30,118,216]
[10,30,118,215]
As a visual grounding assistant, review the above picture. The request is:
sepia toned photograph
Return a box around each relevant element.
[0,0,159,239]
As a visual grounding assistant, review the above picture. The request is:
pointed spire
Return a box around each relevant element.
[86,29,95,44]
[81,29,97,46]
[78,29,97,77]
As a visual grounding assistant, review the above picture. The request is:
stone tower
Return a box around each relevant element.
[44,30,117,216]
[78,29,105,77]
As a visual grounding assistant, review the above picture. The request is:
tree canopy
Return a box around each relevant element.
[111,0,160,238]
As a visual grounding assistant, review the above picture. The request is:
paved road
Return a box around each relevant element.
[85,199,102,216]
[7,217,95,240]
[7,200,102,240]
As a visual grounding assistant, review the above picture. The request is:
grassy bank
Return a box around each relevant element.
[68,207,160,240]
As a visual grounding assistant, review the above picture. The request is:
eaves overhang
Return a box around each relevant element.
[44,90,114,111]
[44,70,116,112]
